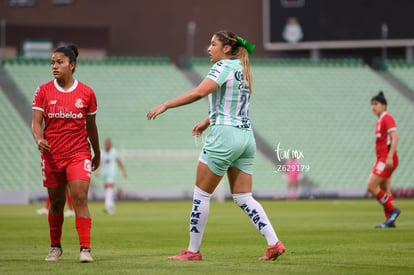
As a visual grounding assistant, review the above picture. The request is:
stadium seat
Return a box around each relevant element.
[0,87,42,191]
[385,59,414,93]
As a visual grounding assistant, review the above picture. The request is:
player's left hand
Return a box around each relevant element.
[385,157,393,170]
[147,104,167,120]
[192,120,209,137]
[91,156,100,171]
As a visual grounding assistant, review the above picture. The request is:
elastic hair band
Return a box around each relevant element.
[236,36,255,54]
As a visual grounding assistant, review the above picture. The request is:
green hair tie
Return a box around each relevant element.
[237,36,255,54]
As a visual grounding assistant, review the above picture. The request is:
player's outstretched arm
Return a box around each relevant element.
[146,78,218,120]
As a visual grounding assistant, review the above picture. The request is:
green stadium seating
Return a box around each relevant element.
[2,57,413,199]
[385,59,414,93]
[191,58,414,191]
[3,58,208,195]
[0,87,42,192]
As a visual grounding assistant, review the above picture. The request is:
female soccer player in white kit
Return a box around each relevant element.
[147,30,285,261]
[99,138,127,214]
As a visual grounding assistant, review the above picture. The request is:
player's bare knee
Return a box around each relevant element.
[366,182,376,194]
[49,199,65,213]
[71,193,88,208]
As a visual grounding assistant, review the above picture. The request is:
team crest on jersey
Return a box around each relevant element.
[75,98,83,109]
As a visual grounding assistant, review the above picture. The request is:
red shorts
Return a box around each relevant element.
[372,154,399,179]
[41,153,92,188]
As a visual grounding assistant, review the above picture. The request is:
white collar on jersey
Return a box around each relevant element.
[54,79,78,93]
[378,111,387,120]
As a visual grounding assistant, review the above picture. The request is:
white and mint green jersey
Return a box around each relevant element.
[206,58,251,130]
[101,147,119,177]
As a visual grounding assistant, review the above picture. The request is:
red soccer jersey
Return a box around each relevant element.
[32,79,97,159]
[375,112,397,159]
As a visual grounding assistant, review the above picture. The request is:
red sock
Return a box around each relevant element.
[76,217,92,249]
[376,190,395,213]
[48,213,64,246]
[66,193,73,210]
[384,208,390,220]
[384,195,395,219]
[45,197,50,209]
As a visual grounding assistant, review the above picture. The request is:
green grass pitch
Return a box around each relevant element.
[0,199,413,274]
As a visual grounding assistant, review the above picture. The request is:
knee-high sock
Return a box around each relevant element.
[105,188,115,210]
[376,190,395,213]
[48,213,64,246]
[383,194,394,219]
[233,193,279,246]
[188,186,211,253]
[76,217,92,249]
[384,208,389,220]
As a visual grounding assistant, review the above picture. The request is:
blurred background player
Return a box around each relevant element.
[367,91,401,228]
[147,30,285,261]
[96,138,127,214]
[36,186,75,217]
[32,44,100,262]
[285,154,302,200]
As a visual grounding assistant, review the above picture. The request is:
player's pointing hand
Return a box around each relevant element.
[147,104,167,120]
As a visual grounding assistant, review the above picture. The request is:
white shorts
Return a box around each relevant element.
[102,172,117,184]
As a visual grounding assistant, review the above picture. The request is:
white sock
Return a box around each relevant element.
[233,193,279,246]
[188,186,212,253]
[105,187,115,210]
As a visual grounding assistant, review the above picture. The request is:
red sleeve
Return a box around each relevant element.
[87,88,97,115]
[32,86,44,112]
[383,114,396,133]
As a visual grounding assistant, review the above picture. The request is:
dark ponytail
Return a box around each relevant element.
[371,91,387,106]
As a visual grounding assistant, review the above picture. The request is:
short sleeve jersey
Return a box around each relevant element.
[32,79,97,159]
[206,58,251,129]
[100,147,119,176]
[375,112,397,159]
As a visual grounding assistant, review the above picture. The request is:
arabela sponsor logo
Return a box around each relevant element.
[48,111,83,119]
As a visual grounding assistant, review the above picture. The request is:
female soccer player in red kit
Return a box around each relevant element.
[367,91,401,228]
[32,44,100,262]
